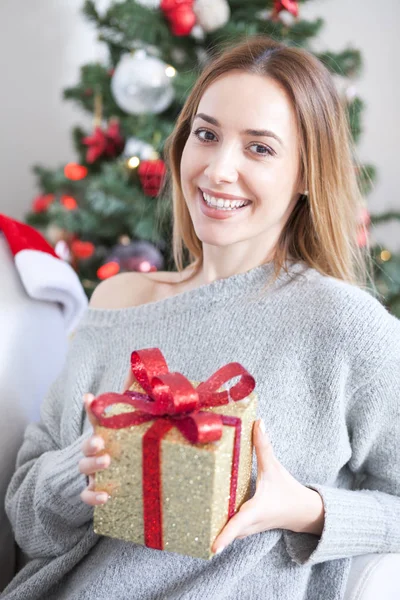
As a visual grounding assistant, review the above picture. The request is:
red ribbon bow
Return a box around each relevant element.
[91,348,255,550]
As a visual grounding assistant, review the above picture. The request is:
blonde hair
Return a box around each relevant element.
[160,34,374,293]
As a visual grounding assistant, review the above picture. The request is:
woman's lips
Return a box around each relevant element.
[198,189,250,220]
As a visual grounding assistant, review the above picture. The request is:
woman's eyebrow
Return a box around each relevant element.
[193,113,284,147]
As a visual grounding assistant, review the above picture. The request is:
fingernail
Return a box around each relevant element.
[96,455,109,467]
[259,419,266,434]
[96,493,109,503]
[90,437,104,451]
[215,546,225,555]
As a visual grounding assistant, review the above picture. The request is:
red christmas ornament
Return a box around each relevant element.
[161,0,193,14]
[32,193,55,213]
[97,261,121,280]
[272,0,299,19]
[71,239,95,259]
[138,159,167,197]
[82,118,125,164]
[170,6,197,35]
[64,162,88,181]
[60,195,78,210]
[161,0,196,37]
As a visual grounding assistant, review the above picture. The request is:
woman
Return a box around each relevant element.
[3,35,400,600]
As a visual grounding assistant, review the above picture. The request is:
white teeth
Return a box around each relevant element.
[201,191,249,210]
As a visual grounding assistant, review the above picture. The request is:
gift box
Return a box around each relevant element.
[92,348,258,560]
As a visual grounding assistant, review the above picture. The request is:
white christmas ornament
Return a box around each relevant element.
[345,85,358,102]
[111,50,175,115]
[193,0,230,33]
[190,24,205,41]
[123,137,157,160]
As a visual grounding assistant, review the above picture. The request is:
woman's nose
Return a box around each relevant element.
[203,151,239,185]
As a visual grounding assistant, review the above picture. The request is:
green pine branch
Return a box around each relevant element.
[371,211,400,224]
[211,16,324,46]
[315,48,362,77]
[346,96,364,143]
[81,1,101,25]
[63,63,124,119]
[93,0,173,50]
[32,165,69,192]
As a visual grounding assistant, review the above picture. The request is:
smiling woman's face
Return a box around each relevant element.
[180,70,304,254]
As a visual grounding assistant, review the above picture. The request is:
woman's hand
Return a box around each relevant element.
[79,368,135,506]
[212,419,325,555]
[79,393,112,506]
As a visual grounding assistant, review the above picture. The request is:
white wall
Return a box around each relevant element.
[300,0,400,250]
[0,0,398,249]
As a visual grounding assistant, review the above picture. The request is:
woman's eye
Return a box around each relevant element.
[192,128,216,143]
[249,144,274,157]
[192,128,274,157]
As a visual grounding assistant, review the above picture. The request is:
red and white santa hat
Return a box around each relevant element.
[0,213,88,333]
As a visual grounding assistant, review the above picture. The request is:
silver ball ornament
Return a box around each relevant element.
[111,50,175,115]
[106,240,164,273]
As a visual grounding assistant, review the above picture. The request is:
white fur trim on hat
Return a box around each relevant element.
[14,249,88,333]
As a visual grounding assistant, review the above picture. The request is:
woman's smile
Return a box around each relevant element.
[197,188,252,220]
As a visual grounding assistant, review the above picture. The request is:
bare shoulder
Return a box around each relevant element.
[89,270,183,309]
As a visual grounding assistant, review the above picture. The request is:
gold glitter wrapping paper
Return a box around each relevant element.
[93,380,257,560]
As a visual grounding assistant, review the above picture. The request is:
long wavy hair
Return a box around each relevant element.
[159,34,374,292]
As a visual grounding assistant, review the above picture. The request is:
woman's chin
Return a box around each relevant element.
[193,226,239,247]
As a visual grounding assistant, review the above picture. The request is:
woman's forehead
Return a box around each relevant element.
[196,72,297,139]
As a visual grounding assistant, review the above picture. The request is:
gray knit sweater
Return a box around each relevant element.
[3,261,400,600]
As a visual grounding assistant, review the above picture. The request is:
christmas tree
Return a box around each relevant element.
[24,0,399,316]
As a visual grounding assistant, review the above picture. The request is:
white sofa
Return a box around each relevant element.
[0,234,399,597]
[0,234,74,590]
[344,552,400,599]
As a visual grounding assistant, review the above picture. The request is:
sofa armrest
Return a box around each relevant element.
[0,238,69,591]
[344,553,400,600]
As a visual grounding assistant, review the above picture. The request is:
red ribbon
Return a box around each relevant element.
[91,348,255,550]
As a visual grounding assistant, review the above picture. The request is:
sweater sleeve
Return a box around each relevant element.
[5,324,99,559]
[283,357,400,566]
